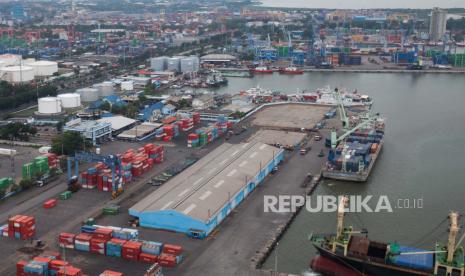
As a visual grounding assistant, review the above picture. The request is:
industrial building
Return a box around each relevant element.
[429,7,447,41]
[129,142,284,238]
[200,54,237,66]
[96,116,137,135]
[63,118,112,145]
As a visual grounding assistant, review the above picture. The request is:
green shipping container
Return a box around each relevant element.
[449,54,465,67]
[22,163,37,179]
[0,178,11,191]
[59,191,72,200]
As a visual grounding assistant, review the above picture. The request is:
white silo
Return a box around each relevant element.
[38,97,62,114]
[121,81,134,91]
[0,54,21,66]
[0,66,34,83]
[93,81,114,97]
[77,87,100,102]
[27,61,58,77]
[58,93,81,108]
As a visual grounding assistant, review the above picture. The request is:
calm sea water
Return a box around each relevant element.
[208,72,465,274]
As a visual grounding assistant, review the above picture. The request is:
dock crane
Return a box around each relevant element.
[330,87,381,172]
[67,151,124,198]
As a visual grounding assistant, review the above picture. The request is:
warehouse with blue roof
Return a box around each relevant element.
[129,142,284,238]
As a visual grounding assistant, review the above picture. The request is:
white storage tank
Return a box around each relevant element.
[93,81,114,97]
[150,56,168,71]
[27,61,58,77]
[77,87,100,102]
[121,81,134,91]
[38,97,62,114]
[167,57,182,72]
[0,66,34,83]
[0,54,21,66]
[181,56,200,73]
[58,93,81,108]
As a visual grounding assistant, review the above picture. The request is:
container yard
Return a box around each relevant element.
[0,95,341,275]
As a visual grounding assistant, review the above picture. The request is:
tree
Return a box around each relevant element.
[0,123,37,141]
[100,101,111,111]
[51,131,93,155]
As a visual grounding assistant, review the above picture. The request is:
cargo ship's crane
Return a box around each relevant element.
[67,151,123,198]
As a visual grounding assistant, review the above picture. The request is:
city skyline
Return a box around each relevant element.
[260,0,465,9]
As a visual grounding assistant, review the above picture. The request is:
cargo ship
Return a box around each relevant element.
[322,117,385,182]
[250,66,273,74]
[310,197,465,276]
[279,66,304,74]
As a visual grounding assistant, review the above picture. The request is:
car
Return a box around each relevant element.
[300,148,307,155]
[315,135,322,141]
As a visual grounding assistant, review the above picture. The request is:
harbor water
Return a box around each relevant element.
[209,73,465,274]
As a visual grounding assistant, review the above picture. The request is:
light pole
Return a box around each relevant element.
[274,241,279,275]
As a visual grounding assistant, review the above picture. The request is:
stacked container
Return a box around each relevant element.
[43,153,59,168]
[59,232,76,249]
[192,112,201,124]
[75,233,92,252]
[58,225,184,268]
[122,241,142,261]
[34,156,50,175]
[0,177,13,193]
[106,238,127,257]
[187,133,200,148]
[7,215,35,240]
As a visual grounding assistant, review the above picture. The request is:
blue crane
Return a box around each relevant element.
[67,151,123,197]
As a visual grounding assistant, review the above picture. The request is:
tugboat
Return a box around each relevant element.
[279,66,304,74]
[310,196,465,276]
[250,66,273,74]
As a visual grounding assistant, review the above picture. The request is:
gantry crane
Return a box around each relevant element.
[67,151,124,198]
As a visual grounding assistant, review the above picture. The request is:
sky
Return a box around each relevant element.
[259,0,465,9]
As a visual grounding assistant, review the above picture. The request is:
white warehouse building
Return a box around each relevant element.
[129,142,284,239]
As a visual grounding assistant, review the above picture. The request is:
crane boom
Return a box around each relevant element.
[331,117,377,148]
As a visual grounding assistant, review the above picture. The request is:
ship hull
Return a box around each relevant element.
[313,245,430,276]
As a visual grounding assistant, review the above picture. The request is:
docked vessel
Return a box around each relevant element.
[311,197,465,276]
[322,124,385,182]
[250,66,274,74]
[279,66,304,74]
[321,86,384,182]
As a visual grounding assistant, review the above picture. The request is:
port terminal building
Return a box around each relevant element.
[129,142,284,238]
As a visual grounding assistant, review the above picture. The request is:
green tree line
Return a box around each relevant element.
[0,81,58,110]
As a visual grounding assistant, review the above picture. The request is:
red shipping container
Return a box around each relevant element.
[122,241,142,254]
[59,232,76,246]
[75,233,92,242]
[100,270,123,276]
[122,252,138,261]
[162,244,183,256]
[16,260,27,276]
[138,252,158,264]
[50,260,69,271]
[158,254,176,267]
[93,228,112,240]
[43,199,57,209]
[58,266,82,276]
[90,238,106,255]
[33,257,52,267]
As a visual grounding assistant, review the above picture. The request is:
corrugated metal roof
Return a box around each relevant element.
[96,116,136,131]
[130,142,282,222]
